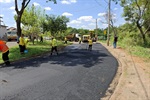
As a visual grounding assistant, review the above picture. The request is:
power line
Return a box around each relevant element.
[94,0,108,11]
[94,0,102,6]
[104,0,108,3]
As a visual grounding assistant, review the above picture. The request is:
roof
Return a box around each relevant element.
[0,25,7,28]
[7,27,16,31]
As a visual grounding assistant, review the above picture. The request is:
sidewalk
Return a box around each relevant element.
[101,43,150,100]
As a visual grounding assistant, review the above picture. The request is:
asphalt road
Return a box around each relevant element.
[0,43,118,100]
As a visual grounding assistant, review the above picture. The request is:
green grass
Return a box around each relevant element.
[118,41,150,61]
[0,40,72,64]
[99,39,150,61]
[128,46,150,59]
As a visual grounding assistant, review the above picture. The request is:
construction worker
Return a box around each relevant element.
[88,37,93,51]
[79,37,81,44]
[50,37,58,55]
[64,37,67,44]
[40,34,43,42]
[19,34,25,54]
[0,40,10,66]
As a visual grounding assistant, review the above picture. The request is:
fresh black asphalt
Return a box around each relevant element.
[0,43,118,100]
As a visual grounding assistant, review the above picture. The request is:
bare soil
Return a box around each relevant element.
[101,43,150,100]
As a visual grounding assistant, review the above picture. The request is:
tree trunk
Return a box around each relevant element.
[138,27,147,45]
[136,21,147,45]
[16,14,22,37]
[141,33,147,45]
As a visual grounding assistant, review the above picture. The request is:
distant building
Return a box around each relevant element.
[7,27,17,31]
[6,27,17,41]
[0,16,8,41]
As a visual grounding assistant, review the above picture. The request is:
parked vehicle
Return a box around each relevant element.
[6,30,17,41]
[66,33,81,42]
[82,35,90,42]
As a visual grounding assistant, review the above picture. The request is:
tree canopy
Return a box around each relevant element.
[112,0,150,45]
[14,0,56,37]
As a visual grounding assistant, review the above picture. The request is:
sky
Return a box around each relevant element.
[0,0,126,30]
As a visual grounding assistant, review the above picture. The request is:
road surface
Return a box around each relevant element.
[6,41,18,48]
[0,43,118,100]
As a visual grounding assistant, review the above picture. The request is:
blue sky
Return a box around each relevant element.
[0,0,125,30]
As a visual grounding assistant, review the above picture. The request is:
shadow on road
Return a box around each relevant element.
[0,48,109,69]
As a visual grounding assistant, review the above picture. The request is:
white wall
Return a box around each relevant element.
[0,26,7,41]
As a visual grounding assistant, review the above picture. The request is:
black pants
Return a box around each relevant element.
[88,45,92,50]
[2,50,10,65]
[51,46,58,55]
[64,41,67,44]
[19,45,25,54]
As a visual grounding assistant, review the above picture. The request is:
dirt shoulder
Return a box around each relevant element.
[101,43,150,100]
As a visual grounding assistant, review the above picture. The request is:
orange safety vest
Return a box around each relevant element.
[0,40,9,53]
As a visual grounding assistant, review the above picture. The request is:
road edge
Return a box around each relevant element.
[100,43,125,100]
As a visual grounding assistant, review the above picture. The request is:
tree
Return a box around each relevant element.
[43,14,69,37]
[21,5,46,44]
[143,2,150,32]
[14,0,56,37]
[101,11,118,38]
[120,0,150,45]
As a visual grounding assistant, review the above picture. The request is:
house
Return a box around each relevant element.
[0,25,8,41]
[0,16,8,41]
[6,27,17,41]
[7,27,17,31]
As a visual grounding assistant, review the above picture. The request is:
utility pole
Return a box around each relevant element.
[0,16,2,26]
[96,19,97,32]
[96,19,98,41]
[107,0,111,46]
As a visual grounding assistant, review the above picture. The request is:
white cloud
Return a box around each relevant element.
[0,0,13,3]
[88,23,95,26]
[44,7,52,11]
[33,2,40,6]
[102,23,108,27]
[12,11,16,15]
[111,13,117,20]
[81,25,87,29]
[98,13,106,17]
[61,0,77,4]
[70,0,77,3]
[0,14,4,17]
[97,18,102,21]
[62,12,73,17]
[61,0,70,4]
[69,20,81,24]
[77,16,93,22]
[114,8,118,10]
[9,6,15,10]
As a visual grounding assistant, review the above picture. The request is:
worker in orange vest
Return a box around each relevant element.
[0,40,10,66]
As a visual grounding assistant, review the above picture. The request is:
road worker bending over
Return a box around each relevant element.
[0,40,10,66]
[88,37,93,51]
[50,37,58,55]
